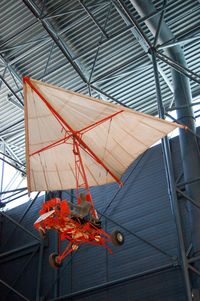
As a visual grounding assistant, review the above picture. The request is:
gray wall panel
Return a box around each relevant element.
[0,133,191,300]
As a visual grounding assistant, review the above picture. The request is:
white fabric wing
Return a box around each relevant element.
[24,78,183,192]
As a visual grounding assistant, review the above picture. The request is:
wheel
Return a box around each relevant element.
[111,230,124,246]
[38,227,46,239]
[49,253,62,269]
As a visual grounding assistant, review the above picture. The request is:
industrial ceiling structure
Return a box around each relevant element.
[0,0,200,301]
[0,0,199,167]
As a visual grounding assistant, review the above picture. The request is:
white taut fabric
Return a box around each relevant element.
[24,78,183,193]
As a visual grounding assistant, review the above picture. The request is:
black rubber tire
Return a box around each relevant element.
[111,230,124,246]
[49,253,62,269]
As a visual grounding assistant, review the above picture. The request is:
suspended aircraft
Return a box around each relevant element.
[23,77,184,268]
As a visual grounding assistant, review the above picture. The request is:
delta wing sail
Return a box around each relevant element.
[23,77,183,193]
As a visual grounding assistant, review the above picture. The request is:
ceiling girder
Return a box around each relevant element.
[0,137,23,165]
[22,0,133,106]
[79,0,109,39]
[88,2,112,83]
[156,51,200,85]
[113,0,173,92]
[158,34,200,50]
[0,74,23,106]
[22,0,89,84]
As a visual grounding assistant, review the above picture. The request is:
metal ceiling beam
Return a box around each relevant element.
[0,2,109,54]
[0,137,22,164]
[155,50,200,85]
[115,0,151,48]
[0,187,27,196]
[153,0,167,47]
[1,1,198,65]
[0,67,7,89]
[158,34,200,50]
[0,55,23,105]
[0,21,38,51]
[4,49,147,107]
[113,0,173,92]
[0,74,23,106]
[2,38,52,66]
[0,119,24,135]
[1,25,131,65]
[6,0,136,110]
[4,18,198,70]
[42,41,55,78]
[79,0,109,39]
[0,55,148,112]
[2,192,28,205]
[88,2,112,83]
[1,1,195,102]
[1,171,20,196]
[90,52,147,84]
[158,24,200,50]
[22,0,89,84]
[43,9,84,20]
[90,84,128,106]
[41,1,109,20]
[167,102,200,112]
[1,132,24,146]
[0,36,50,52]
[22,0,147,99]
[53,1,110,36]
[0,156,25,174]
[22,0,127,105]
[7,95,24,111]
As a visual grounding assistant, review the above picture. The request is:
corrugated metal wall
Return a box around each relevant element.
[0,134,189,301]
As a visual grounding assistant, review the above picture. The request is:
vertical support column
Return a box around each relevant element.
[151,49,192,301]
[171,50,200,256]
[0,144,5,193]
[0,145,6,208]
[44,191,61,298]
[55,233,60,298]
[129,0,200,296]
[0,214,3,247]
[36,239,44,301]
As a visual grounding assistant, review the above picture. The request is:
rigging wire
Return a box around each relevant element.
[102,150,148,215]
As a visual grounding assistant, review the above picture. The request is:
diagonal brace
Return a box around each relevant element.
[1,212,40,242]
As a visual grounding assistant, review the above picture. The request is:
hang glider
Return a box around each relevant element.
[23,77,183,193]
